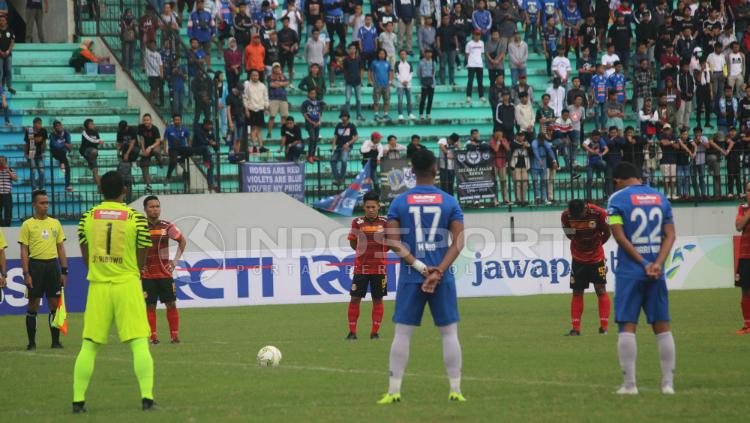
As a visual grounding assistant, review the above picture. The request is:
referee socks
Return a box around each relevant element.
[49,312,61,346]
[25,311,37,347]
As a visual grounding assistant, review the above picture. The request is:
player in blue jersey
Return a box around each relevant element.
[377,149,466,404]
[607,162,676,395]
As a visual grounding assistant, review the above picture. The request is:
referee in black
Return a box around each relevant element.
[20,190,68,350]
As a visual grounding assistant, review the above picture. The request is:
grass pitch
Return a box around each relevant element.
[1,288,748,423]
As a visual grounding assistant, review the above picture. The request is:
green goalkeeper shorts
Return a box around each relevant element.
[82,278,150,344]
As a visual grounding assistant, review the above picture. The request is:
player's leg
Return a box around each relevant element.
[740,287,750,333]
[735,259,750,333]
[429,283,464,400]
[347,275,367,339]
[114,280,155,407]
[370,275,387,339]
[614,277,643,394]
[159,278,180,343]
[379,283,426,404]
[74,282,114,411]
[142,279,160,343]
[645,279,675,394]
[593,261,610,334]
[568,261,585,336]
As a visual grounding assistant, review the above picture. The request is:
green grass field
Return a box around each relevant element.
[1,288,748,423]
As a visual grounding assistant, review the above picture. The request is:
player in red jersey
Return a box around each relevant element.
[561,199,611,336]
[734,182,750,334]
[141,195,186,344]
[346,191,389,340]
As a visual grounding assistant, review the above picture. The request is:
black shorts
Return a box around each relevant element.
[279,52,295,70]
[570,260,607,291]
[142,278,177,304]
[351,274,387,299]
[27,258,61,300]
[736,258,750,288]
[248,110,265,127]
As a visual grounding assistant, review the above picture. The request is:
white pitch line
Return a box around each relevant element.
[3,350,747,397]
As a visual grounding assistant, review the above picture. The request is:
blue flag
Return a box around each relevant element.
[313,161,373,216]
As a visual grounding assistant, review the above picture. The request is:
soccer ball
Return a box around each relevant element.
[257,345,282,367]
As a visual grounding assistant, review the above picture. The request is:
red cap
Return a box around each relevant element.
[473,29,481,35]
[371,132,383,140]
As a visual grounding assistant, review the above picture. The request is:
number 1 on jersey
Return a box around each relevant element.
[408,206,441,243]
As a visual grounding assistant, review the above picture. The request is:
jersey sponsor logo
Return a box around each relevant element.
[94,209,128,220]
[149,229,168,236]
[630,194,662,206]
[471,251,573,286]
[407,193,443,204]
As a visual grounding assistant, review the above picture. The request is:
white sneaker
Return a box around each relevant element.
[408,113,416,120]
[480,97,486,102]
[466,97,472,103]
[398,114,404,121]
[661,385,675,395]
[616,385,639,395]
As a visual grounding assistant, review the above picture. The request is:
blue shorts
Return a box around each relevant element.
[614,275,670,325]
[393,282,459,327]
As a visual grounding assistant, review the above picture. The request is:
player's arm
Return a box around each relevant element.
[609,223,648,269]
[599,210,611,243]
[0,247,6,288]
[561,213,575,240]
[137,247,147,270]
[384,219,422,269]
[736,208,750,232]
[646,223,676,279]
[20,243,31,287]
[56,242,68,287]
[79,243,89,268]
[433,220,465,276]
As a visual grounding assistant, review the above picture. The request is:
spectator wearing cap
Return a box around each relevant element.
[360,132,384,188]
[406,134,426,159]
[515,91,535,141]
[511,73,533,105]
[465,29,486,103]
[489,129,510,204]
[471,0,492,42]
[268,63,290,138]
[485,29,505,89]
[418,48,436,121]
[438,134,460,195]
[188,1,216,66]
[395,49,416,122]
[301,87,324,162]
[370,49,393,122]
[508,30,528,87]
[245,34,266,81]
[280,116,305,162]
[331,110,358,186]
[243,69,270,155]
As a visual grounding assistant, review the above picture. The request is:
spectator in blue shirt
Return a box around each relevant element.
[164,113,191,183]
[590,64,608,130]
[369,49,392,122]
[323,0,346,51]
[606,61,626,103]
[188,0,215,66]
[472,0,492,42]
[301,88,324,163]
[170,61,187,116]
[357,15,378,68]
[531,131,556,204]
[49,120,73,191]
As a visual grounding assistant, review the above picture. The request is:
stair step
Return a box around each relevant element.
[31,83,98,92]
[18,67,77,76]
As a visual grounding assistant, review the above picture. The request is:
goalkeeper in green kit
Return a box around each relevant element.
[72,171,156,413]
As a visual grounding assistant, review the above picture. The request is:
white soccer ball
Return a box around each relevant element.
[257,345,282,367]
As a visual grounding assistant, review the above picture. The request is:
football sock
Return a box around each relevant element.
[371,302,384,335]
[130,337,155,400]
[571,295,583,331]
[49,312,60,344]
[439,323,462,394]
[26,311,37,345]
[166,307,179,340]
[741,294,750,327]
[597,292,611,330]
[73,339,101,402]
[147,308,157,339]
[656,331,676,387]
[617,332,637,389]
[347,302,360,334]
[388,324,416,394]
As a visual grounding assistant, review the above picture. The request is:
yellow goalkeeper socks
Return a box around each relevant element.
[130,337,154,400]
[73,339,100,402]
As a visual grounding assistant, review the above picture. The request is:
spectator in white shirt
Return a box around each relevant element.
[395,50,416,121]
[280,2,304,34]
[551,47,572,86]
[465,29,486,103]
[706,43,727,101]
[546,78,566,117]
[601,44,620,77]
[515,91,535,138]
[360,131,384,187]
[726,41,745,97]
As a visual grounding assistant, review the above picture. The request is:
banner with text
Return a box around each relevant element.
[379,159,416,202]
[455,149,497,203]
[240,162,305,201]
[0,235,732,315]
